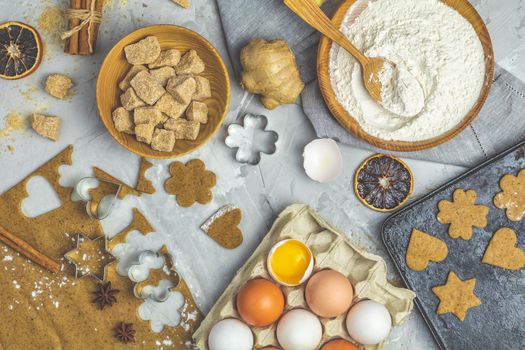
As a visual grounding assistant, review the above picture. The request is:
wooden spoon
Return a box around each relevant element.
[284,0,387,104]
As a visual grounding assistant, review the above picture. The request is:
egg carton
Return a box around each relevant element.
[193,204,415,350]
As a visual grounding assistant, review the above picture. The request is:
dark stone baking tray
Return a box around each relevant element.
[382,140,525,350]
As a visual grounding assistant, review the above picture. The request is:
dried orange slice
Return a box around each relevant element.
[0,22,42,80]
[354,154,413,212]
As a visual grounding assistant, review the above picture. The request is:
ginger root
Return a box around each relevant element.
[240,39,305,110]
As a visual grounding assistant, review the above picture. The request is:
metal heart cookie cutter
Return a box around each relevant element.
[74,177,122,220]
[225,113,279,165]
[128,250,181,303]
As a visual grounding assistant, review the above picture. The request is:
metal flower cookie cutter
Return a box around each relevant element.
[225,113,278,165]
[74,177,122,220]
[128,250,181,303]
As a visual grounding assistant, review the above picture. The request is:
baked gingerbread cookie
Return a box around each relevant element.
[164,159,216,207]
[406,229,448,271]
[432,271,482,321]
[201,205,243,249]
[494,169,525,221]
[482,227,525,270]
[437,189,489,240]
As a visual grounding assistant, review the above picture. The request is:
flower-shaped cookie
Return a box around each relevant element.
[164,159,216,207]
[494,169,525,221]
[437,189,489,240]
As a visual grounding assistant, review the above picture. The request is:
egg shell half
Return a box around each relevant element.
[303,138,343,183]
[305,269,354,318]
[276,309,323,350]
[208,318,254,350]
[345,300,392,345]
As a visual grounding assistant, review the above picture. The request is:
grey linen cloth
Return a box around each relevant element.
[216,0,525,167]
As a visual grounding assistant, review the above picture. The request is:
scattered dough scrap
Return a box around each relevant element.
[149,66,176,87]
[406,229,448,271]
[130,71,166,105]
[112,107,134,134]
[164,118,200,140]
[186,101,208,124]
[167,75,196,104]
[176,49,205,75]
[164,159,216,207]
[148,49,181,69]
[432,271,481,322]
[44,74,73,99]
[124,36,161,65]
[151,128,176,152]
[135,123,155,144]
[120,87,146,111]
[482,227,525,270]
[31,113,61,141]
[119,65,147,91]
[136,158,156,194]
[133,107,163,125]
[494,169,525,221]
[437,189,489,240]
[172,0,190,8]
[193,76,211,101]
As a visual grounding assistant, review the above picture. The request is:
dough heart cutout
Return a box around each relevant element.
[406,229,448,271]
[482,227,525,270]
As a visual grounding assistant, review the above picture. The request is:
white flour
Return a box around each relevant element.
[329,0,486,142]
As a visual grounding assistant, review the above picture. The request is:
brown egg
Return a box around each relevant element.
[321,339,359,350]
[236,278,285,327]
[261,348,281,350]
[305,269,354,318]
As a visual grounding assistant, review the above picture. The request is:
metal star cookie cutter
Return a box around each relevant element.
[74,176,122,220]
[129,250,181,303]
[64,233,115,282]
[225,113,278,165]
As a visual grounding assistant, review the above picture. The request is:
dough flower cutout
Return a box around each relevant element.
[494,169,525,221]
[437,189,488,240]
[164,159,216,207]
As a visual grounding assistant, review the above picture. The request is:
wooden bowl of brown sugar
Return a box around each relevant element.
[97,25,230,159]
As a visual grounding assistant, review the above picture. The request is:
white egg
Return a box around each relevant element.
[208,319,253,350]
[276,309,322,350]
[303,138,343,183]
[345,300,392,345]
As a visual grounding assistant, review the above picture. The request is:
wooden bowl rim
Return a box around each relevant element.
[96,24,231,159]
[317,0,495,152]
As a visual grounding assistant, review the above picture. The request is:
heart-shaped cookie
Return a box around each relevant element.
[482,227,525,270]
[201,205,243,249]
[406,229,448,271]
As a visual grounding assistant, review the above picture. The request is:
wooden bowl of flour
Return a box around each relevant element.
[97,25,230,159]
[317,0,494,152]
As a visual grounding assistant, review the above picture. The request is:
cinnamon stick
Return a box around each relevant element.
[64,0,82,54]
[0,224,61,274]
[89,0,104,53]
[79,0,91,55]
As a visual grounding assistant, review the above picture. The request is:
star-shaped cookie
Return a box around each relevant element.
[432,271,482,321]
[437,189,489,240]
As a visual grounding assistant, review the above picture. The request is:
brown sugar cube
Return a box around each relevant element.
[193,76,211,101]
[119,65,147,91]
[150,66,176,87]
[151,128,176,152]
[135,123,155,144]
[176,49,205,75]
[130,70,166,105]
[148,49,181,69]
[172,0,190,8]
[164,118,200,140]
[44,74,74,99]
[166,75,196,104]
[120,87,146,111]
[134,107,164,125]
[124,36,161,65]
[159,113,169,124]
[186,101,208,124]
[112,107,134,134]
[155,93,187,119]
[31,114,61,141]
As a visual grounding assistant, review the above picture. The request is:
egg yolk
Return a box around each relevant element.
[270,240,312,285]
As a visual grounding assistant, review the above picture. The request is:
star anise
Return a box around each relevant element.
[93,281,119,310]
[115,322,136,343]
